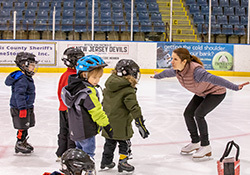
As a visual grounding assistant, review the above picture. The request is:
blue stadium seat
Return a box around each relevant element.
[39,1,50,10]
[217,15,228,24]
[140,21,152,32]
[224,7,234,16]
[138,12,150,22]
[87,20,101,32]
[2,2,14,11]
[234,24,246,35]
[212,6,223,15]
[125,12,138,21]
[75,1,87,11]
[100,2,111,11]
[211,24,221,34]
[221,24,233,35]
[211,0,219,6]
[152,21,165,33]
[197,24,208,34]
[100,11,112,21]
[62,9,74,20]
[148,2,159,12]
[127,21,140,32]
[150,12,162,22]
[146,0,157,2]
[185,0,197,6]
[235,6,246,16]
[100,20,113,32]
[197,0,208,5]
[205,15,216,24]
[24,10,37,20]
[230,0,239,7]
[136,2,148,12]
[229,15,239,25]
[23,19,36,31]
[0,20,9,31]
[112,2,123,12]
[48,19,61,31]
[0,10,11,21]
[61,19,74,32]
[87,10,99,21]
[241,0,248,7]
[14,2,26,11]
[189,5,200,15]
[35,19,48,31]
[75,10,87,20]
[219,0,229,7]
[240,15,248,25]
[113,12,124,21]
[36,10,49,20]
[193,14,205,24]
[51,2,62,10]
[75,19,87,33]
[201,6,209,15]
[63,2,74,10]
[87,1,99,10]
[27,2,38,10]
[11,10,24,20]
[49,9,62,20]
[124,2,133,11]
[114,21,127,32]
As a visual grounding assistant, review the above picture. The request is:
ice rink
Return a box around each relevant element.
[1,72,250,175]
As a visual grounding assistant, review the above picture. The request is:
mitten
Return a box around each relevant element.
[135,116,150,139]
[104,124,113,138]
[19,109,27,118]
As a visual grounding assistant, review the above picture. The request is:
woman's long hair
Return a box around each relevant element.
[173,48,203,66]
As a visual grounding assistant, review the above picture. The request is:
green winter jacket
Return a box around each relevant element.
[102,73,142,140]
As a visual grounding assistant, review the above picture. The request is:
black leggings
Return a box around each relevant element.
[184,93,226,146]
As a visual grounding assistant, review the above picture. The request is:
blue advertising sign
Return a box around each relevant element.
[157,42,234,71]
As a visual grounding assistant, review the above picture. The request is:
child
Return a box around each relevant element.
[100,59,150,173]
[56,47,85,162]
[61,55,113,175]
[5,52,38,154]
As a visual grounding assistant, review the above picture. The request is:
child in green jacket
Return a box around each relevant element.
[101,59,150,173]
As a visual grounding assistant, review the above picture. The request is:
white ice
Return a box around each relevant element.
[1,73,250,175]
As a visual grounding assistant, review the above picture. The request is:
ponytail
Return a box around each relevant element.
[173,48,203,66]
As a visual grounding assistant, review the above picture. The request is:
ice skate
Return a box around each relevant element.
[23,136,34,151]
[192,145,213,161]
[118,158,134,173]
[100,162,116,171]
[15,141,32,154]
[181,142,200,154]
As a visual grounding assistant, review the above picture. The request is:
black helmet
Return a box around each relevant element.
[15,52,38,77]
[61,148,95,175]
[115,59,140,80]
[62,47,85,68]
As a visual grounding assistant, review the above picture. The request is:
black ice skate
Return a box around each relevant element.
[15,141,32,154]
[100,162,116,170]
[23,137,34,151]
[118,158,135,173]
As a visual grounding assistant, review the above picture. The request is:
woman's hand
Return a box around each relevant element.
[150,71,158,78]
[238,82,250,90]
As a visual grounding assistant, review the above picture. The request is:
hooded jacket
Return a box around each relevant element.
[102,73,142,140]
[5,70,35,109]
[61,74,109,141]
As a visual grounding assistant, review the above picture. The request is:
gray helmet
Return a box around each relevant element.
[62,47,85,68]
[15,52,38,77]
[61,148,95,175]
[115,59,140,80]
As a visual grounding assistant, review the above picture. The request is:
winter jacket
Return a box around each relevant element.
[57,68,76,111]
[61,74,110,141]
[5,70,35,109]
[102,73,142,140]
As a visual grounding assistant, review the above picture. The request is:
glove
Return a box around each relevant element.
[103,124,113,138]
[19,109,27,118]
[135,116,150,139]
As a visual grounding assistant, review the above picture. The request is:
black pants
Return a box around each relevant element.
[56,110,75,157]
[101,138,131,165]
[184,93,226,146]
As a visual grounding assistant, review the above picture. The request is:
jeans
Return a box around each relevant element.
[183,93,226,146]
[75,136,96,159]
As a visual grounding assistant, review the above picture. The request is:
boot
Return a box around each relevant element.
[100,162,115,170]
[23,136,34,151]
[193,145,212,158]
[181,142,200,154]
[118,158,135,173]
[15,141,32,154]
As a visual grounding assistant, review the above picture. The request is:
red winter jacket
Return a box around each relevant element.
[58,68,76,111]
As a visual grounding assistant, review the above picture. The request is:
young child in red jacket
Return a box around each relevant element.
[56,47,85,161]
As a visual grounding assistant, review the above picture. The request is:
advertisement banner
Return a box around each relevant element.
[0,42,56,66]
[157,42,234,71]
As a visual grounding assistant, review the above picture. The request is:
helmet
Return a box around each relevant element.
[76,55,107,74]
[15,52,38,77]
[115,59,140,80]
[62,47,85,68]
[61,148,95,175]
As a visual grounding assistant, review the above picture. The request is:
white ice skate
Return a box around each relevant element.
[192,145,213,161]
[180,142,200,154]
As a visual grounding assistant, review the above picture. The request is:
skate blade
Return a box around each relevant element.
[98,167,114,172]
[117,171,134,175]
[192,152,213,162]
[14,152,32,156]
[180,149,198,155]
